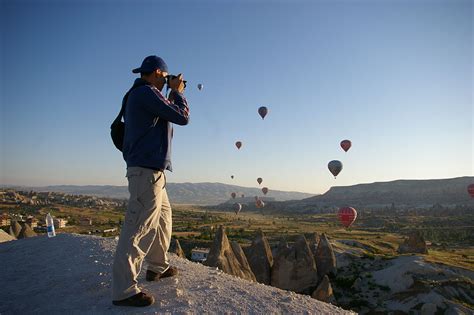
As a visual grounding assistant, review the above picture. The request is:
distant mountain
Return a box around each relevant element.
[1,183,314,206]
[268,177,474,213]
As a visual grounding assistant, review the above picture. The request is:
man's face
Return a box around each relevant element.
[154,69,168,91]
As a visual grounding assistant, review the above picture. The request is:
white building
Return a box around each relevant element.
[191,248,209,263]
[53,218,68,229]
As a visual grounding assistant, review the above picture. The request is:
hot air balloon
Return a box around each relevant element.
[468,184,474,198]
[328,160,343,178]
[340,140,352,152]
[258,106,268,120]
[197,83,203,91]
[256,199,265,208]
[231,175,234,179]
[231,192,236,199]
[235,141,242,149]
[233,203,242,215]
[262,187,269,195]
[257,177,263,185]
[338,207,357,228]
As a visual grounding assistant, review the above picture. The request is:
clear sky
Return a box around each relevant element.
[1,0,472,194]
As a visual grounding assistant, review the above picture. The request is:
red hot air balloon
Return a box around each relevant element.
[258,106,268,120]
[256,199,265,208]
[340,140,352,152]
[262,187,269,195]
[257,177,263,185]
[468,184,474,198]
[231,192,236,199]
[235,141,242,149]
[338,207,357,228]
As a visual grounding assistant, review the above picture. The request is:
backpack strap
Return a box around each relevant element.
[111,91,130,126]
[111,80,149,127]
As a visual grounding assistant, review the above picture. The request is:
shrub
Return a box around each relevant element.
[335,276,357,289]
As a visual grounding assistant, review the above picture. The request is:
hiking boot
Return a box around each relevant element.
[146,266,178,281]
[112,292,155,307]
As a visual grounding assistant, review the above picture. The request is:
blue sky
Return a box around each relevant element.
[1,0,472,194]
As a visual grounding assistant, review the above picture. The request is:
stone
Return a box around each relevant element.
[230,241,256,281]
[169,238,185,258]
[204,226,256,281]
[9,221,22,238]
[398,232,428,254]
[18,223,37,239]
[244,230,273,284]
[271,235,318,294]
[0,229,16,243]
[307,232,320,257]
[315,233,337,279]
[311,275,335,303]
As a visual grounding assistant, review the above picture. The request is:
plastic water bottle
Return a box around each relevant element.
[46,213,56,238]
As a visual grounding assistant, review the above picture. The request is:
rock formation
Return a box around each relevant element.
[169,238,185,258]
[0,229,16,243]
[307,232,320,257]
[230,241,256,281]
[311,275,335,303]
[204,226,256,281]
[18,223,37,239]
[9,221,22,238]
[315,233,337,279]
[244,230,273,284]
[398,232,428,254]
[271,235,318,294]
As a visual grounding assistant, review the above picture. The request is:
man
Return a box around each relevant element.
[112,55,189,307]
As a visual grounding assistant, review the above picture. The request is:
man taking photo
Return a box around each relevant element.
[112,55,189,307]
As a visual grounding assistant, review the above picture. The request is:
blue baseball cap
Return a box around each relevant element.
[132,55,169,74]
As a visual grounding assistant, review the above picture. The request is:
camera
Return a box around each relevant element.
[166,74,187,89]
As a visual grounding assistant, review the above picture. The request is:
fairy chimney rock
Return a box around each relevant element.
[169,238,186,258]
[271,235,318,294]
[315,233,337,279]
[398,232,428,254]
[312,275,336,303]
[18,223,37,239]
[9,221,22,239]
[204,225,256,281]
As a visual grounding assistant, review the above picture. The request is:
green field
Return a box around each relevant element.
[2,202,473,271]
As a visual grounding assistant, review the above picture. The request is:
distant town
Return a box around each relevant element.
[0,189,126,238]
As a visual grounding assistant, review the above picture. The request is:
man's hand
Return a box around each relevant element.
[168,74,185,93]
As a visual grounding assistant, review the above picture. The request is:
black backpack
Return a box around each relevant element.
[110,82,148,152]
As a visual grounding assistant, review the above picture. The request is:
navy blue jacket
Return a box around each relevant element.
[122,78,189,171]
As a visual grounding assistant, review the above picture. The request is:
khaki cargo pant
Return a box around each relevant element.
[112,166,172,301]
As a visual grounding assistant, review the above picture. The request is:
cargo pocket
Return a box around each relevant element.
[125,169,144,226]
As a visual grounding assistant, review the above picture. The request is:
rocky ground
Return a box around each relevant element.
[0,234,352,314]
[332,242,474,314]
